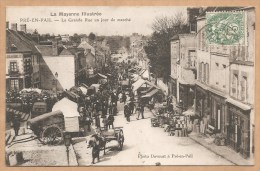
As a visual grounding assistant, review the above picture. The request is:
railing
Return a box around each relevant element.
[8,70,20,76]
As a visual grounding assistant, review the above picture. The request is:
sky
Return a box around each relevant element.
[6,6,187,36]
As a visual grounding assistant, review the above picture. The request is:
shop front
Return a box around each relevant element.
[169,76,177,98]
[209,91,226,135]
[195,83,209,118]
[179,83,195,111]
[226,99,251,158]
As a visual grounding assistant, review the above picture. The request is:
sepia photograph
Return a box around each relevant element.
[4,6,255,166]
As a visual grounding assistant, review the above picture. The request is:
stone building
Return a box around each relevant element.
[6,23,40,91]
[195,7,255,158]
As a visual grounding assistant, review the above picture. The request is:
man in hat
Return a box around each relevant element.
[12,115,20,136]
[124,103,131,122]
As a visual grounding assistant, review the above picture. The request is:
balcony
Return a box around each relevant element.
[8,70,20,76]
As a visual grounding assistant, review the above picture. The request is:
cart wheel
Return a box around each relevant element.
[117,130,124,151]
[40,126,63,145]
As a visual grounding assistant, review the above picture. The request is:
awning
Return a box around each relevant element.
[142,89,159,98]
[6,108,30,122]
[80,83,88,88]
[178,79,189,85]
[183,107,195,116]
[226,98,252,111]
[142,70,149,79]
[20,88,42,94]
[91,84,100,90]
[132,78,161,92]
[98,79,107,84]
[52,98,80,118]
[97,73,107,79]
[64,91,80,100]
[132,79,146,92]
[121,79,129,86]
[70,86,81,92]
[79,86,88,95]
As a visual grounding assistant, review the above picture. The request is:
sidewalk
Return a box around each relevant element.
[6,127,78,166]
[150,108,253,165]
[188,132,254,165]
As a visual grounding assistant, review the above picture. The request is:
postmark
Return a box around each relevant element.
[206,12,246,45]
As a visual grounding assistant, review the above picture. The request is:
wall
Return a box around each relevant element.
[40,55,75,90]
[230,64,254,105]
[6,53,24,75]
[170,40,179,78]
[210,54,229,93]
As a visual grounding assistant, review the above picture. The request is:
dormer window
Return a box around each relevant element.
[11,44,17,51]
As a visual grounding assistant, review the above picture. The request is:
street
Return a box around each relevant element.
[72,102,233,166]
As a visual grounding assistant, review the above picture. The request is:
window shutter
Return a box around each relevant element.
[241,80,245,101]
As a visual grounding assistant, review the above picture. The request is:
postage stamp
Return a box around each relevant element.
[206,12,247,45]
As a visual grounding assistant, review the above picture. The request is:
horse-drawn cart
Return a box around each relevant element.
[28,110,65,145]
[28,98,83,145]
[99,127,124,150]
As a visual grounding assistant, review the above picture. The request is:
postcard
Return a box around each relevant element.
[3,5,256,167]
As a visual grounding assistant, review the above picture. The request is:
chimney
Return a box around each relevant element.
[11,23,17,31]
[52,40,58,56]
[6,22,9,29]
[20,24,27,33]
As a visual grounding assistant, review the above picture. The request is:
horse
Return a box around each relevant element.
[87,134,106,164]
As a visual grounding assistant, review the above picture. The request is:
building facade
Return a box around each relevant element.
[35,42,75,91]
[170,34,196,110]
[194,7,255,158]
[6,24,40,91]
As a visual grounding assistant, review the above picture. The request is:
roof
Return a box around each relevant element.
[52,98,80,118]
[225,98,252,111]
[142,88,159,98]
[171,35,179,41]
[6,29,32,53]
[79,86,88,95]
[35,45,73,56]
[197,7,243,19]
[132,78,161,92]
[67,47,85,55]
[77,41,95,55]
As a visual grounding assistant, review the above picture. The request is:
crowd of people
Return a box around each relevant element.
[7,60,158,136]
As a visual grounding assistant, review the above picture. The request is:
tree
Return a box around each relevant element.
[144,12,189,81]
[89,32,96,41]
[70,33,81,43]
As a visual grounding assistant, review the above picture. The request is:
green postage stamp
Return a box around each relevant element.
[206,12,247,45]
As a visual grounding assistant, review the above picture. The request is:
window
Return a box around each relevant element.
[232,73,238,98]
[198,31,201,50]
[203,63,207,83]
[10,61,18,72]
[241,76,247,101]
[201,30,206,51]
[205,63,209,83]
[10,79,19,90]
[201,62,204,82]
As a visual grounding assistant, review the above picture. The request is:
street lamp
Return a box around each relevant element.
[64,132,72,166]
